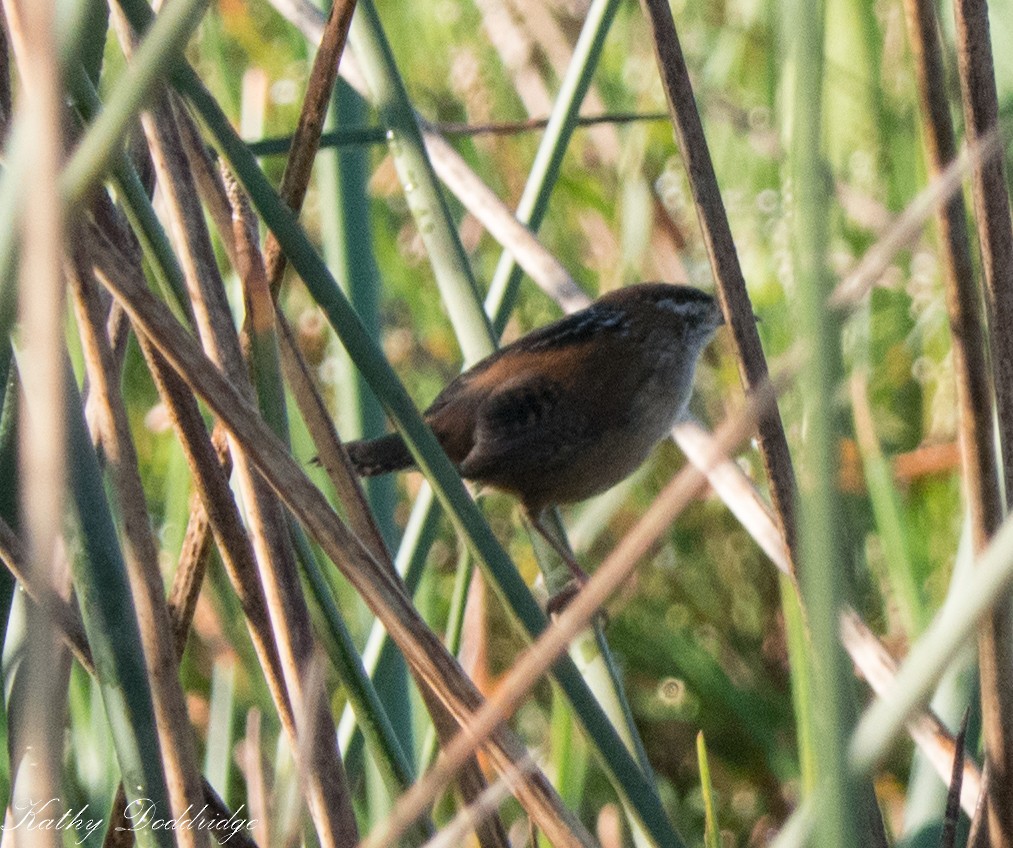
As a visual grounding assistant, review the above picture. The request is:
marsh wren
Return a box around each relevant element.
[346,283,724,594]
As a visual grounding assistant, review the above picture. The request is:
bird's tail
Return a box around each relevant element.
[345,433,415,476]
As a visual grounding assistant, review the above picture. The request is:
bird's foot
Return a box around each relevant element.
[546,576,583,617]
[545,574,607,627]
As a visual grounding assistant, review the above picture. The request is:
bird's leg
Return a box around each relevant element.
[528,509,587,581]
[526,508,592,617]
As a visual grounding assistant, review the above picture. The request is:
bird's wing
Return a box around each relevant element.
[457,373,588,481]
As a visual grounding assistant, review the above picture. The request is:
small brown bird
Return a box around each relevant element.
[346,283,724,590]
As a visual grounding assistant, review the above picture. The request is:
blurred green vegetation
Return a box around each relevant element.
[175,0,969,838]
[12,0,1013,843]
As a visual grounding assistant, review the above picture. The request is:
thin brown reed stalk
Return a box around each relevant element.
[637,0,799,572]
[69,258,209,848]
[901,0,1013,841]
[952,0,1013,505]
[262,0,357,294]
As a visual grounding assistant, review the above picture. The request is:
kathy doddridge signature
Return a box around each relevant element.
[2,798,104,845]
[2,798,257,844]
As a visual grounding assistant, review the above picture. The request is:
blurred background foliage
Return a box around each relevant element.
[43,0,1013,843]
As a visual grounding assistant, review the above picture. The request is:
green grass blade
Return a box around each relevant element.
[62,0,210,207]
[204,661,236,797]
[316,78,410,763]
[317,80,399,544]
[347,0,493,364]
[336,486,442,763]
[346,7,661,833]
[789,0,867,843]
[485,0,622,327]
[788,0,891,841]
[60,362,175,848]
[237,199,424,824]
[65,66,192,319]
[781,576,817,796]
[697,731,721,848]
